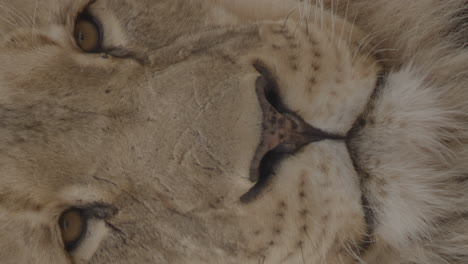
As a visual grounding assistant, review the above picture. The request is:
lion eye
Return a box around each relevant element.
[74,11,103,52]
[59,208,87,252]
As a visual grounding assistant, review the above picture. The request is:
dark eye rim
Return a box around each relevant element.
[59,208,88,252]
[74,10,104,53]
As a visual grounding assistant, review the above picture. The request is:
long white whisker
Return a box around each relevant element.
[283,6,298,26]
[330,0,335,40]
[338,0,350,49]
[31,0,39,30]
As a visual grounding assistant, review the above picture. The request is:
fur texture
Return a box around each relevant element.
[0,0,467,263]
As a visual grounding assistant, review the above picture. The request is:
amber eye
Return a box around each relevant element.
[59,208,87,251]
[74,12,103,52]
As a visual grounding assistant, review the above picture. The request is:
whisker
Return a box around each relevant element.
[31,0,39,30]
[300,242,305,264]
[283,6,298,27]
[338,0,350,49]
[330,0,335,41]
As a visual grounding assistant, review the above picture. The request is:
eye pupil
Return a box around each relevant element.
[63,219,69,230]
[78,32,84,42]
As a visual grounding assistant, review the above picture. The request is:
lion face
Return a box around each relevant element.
[0,0,382,263]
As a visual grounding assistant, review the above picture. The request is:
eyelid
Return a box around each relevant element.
[102,46,151,65]
[73,0,99,22]
[79,202,119,220]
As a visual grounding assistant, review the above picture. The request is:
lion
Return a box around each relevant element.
[0,0,467,263]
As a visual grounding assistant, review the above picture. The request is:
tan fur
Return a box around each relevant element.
[0,0,467,263]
